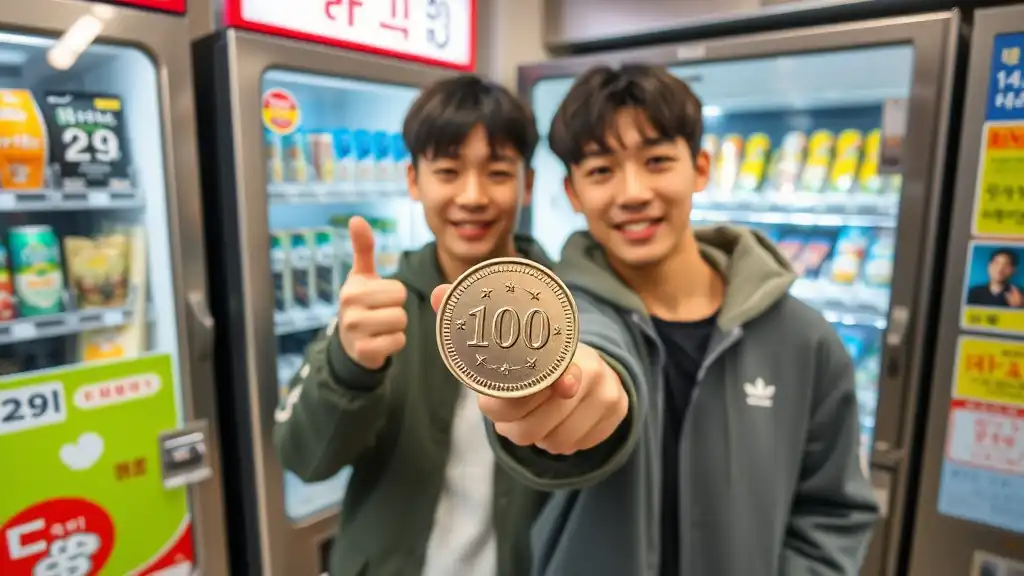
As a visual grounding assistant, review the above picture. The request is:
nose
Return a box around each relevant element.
[620,163,654,206]
[454,172,489,208]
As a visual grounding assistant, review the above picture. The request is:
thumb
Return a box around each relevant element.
[348,216,377,277]
[550,362,582,399]
[431,284,452,313]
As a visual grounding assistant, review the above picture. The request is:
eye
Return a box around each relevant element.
[646,155,675,170]
[585,165,612,178]
[433,167,459,181]
[488,169,514,181]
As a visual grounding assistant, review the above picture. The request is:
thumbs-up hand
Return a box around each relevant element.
[338,216,408,370]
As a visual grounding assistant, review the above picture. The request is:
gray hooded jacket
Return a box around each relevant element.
[487,226,879,575]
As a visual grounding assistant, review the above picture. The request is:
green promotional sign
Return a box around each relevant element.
[0,354,194,575]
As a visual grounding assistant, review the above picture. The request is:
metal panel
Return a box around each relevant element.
[0,0,229,573]
[908,5,1024,575]
[519,12,957,576]
[213,30,453,575]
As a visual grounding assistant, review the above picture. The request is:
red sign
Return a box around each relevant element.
[102,0,186,14]
[224,0,476,71]
[0,498,115,575]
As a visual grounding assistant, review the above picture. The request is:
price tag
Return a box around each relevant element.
[87,191,112,206]
[0,382,67,436]
[947,402,1024,474]
[9,322,38,341]
[228,0,475,71]
[0,194,16,209]
[40,93,132,191]
[101,310,126,326]
[987,33,1024,121]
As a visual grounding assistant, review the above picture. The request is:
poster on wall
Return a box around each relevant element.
[937,336,1024,534]
[0,354,194,575]
[961,240,1024,335]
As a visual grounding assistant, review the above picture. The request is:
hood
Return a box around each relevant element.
[394,234,553,298]
[555,225,796,329]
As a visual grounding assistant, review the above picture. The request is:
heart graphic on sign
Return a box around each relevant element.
[59,432,105,471]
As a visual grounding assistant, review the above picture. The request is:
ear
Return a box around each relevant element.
[693,149,711,193]
[563,174,583,213]
[521,167,534,207]
[406,162,420,201]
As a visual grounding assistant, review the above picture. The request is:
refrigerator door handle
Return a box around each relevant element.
[883,304,911,381]
[187,289,216,362]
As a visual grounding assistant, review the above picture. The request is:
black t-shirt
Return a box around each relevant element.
[966,284,1019,307]
[652,314,718,576]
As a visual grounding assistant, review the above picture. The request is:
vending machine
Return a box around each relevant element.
[908,5,1024,575]
[519,11,958,576]
[0,0,229,574]
[193,1,475,573]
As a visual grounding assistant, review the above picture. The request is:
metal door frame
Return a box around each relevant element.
[517,12,959,576]
[909,5,1024,575]
[0,0,229,573]
[207,29,453,575]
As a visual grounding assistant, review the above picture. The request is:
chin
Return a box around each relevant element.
[609,242,673,269]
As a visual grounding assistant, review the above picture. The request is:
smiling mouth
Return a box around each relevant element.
[613,219,664,241]
[451,221,495,240]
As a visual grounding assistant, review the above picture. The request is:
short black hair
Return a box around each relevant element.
[403,75,539,165]
[991,248,1019,267]
[548,64,703,168]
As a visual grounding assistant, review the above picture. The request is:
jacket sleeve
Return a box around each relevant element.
[781,331,880,575]
[486,292,648,491]
[272,320,391,482]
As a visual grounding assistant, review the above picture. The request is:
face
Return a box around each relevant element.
[564,107,710,269]
[409,124,532,268]
[989,253,1016,283]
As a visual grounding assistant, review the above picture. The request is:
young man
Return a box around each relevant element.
[273,75,552,576]
[966,248,1023,307]
[434,65,879,575]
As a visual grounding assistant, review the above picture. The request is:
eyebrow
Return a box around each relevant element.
[581,135,673,159]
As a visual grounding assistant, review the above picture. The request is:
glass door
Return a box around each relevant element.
[529,44,914,473]
[260,68,429,522]
[0,25,194,576]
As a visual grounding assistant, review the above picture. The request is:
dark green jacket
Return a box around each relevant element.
[273,237,551,576]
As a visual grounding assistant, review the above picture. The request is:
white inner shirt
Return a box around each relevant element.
[421,386,497,576]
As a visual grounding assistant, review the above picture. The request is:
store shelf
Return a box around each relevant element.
[792,279,890,328]
[0,304,137,346]
[274,305,335,336]
[268,183,407,205]
[0,189,144,212]
[692,192,899,228]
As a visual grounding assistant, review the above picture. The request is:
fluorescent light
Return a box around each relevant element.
[46,5,116,72]
[702,105,722,117]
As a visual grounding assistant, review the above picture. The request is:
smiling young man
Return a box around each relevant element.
[470,65,880,575]
[272,75,553,576]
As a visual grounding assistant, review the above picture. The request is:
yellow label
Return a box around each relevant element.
[93,97,122,111]
[963,306,1024,335]
[973,122,1024,238]
[953,336,1024,406]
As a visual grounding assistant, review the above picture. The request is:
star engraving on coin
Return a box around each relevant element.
[437,257,579,398]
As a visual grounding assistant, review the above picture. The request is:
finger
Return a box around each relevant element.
[344,307,407,336]
[348,216,377,277]
[495,391,579,447]
[352,332,406,363]
[478,388,553,423]
[341,278,407,309]
[536,405,598,455]
[550,363,582,399]
[431,284,452,313]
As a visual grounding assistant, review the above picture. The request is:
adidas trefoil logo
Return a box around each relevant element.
[744,377,775,408]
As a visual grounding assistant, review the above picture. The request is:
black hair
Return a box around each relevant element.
[991,248,1019,267]
[402,75,539,165]
[548,64,704,169]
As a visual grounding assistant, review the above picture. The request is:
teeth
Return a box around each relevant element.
[622,222,652,231]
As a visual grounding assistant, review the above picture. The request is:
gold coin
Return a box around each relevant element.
[436,257,579,398]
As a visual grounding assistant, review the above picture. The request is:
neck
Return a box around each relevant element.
[611,232,724,321]
[437,237,518,283]
[990,281,1006,292]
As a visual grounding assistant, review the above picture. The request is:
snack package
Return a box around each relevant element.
[830,227,872,285]
[0,89,47,190]
[794,236,833,279]
[0,241,14,320]
[863,229,896,287]
[857,128,883,194]
[734,133,771,194]
[333,128,356,188]
[712,134,743,196]
[63,233,130,309]
[776,234,806,265]
[765,131,807,194]
[826,129,864,193]
[283,130,309,184]
[797,130,835,193]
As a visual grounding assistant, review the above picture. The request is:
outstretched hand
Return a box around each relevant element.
[431,284,628,455]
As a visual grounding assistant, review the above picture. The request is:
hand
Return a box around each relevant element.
[431,284,628,455]
[1008,286,1023,308]
[338,216,408,370]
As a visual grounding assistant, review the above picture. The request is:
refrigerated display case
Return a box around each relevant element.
[520,12,958,576]
[908,5,1024,575]
[0,1,228,575]
[194,31,448,575]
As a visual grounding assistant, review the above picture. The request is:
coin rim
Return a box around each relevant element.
[435,256,580,399]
